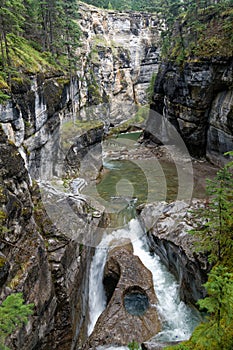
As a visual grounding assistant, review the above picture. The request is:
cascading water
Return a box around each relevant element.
[88,218,200,343]
[88,218,144,336]
[133,237,201,342]
[86,132,201,346]
[88,247,108,335]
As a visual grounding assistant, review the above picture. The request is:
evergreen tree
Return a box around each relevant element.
[189,265,233,350]
[190,165,233,264]
[0,0,25,69]
[0,293,34,349]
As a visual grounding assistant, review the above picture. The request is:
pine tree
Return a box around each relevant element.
[0,0,25,69]
[190,165,233,264]
[190,265,233,350]
[0,293,34,349]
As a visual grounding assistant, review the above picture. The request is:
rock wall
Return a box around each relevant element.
[0,75,78,178]
[77,2,162,123]
[145,58,233,164]
[0,2,162,177]
[0,127,104,349]
[1,2,163,346]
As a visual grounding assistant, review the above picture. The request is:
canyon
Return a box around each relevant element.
[0,2,233,350]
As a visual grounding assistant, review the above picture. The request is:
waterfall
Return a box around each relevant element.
[87,218,200,343]
[88,247,108,336]
[133,237,200,342]
[88,219,144,335]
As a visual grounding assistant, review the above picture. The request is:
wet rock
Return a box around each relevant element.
[83,243,161,349]
[65,125,104,180]
[139,200,210,305]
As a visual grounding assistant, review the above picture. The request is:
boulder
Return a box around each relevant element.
[82,243,161,349]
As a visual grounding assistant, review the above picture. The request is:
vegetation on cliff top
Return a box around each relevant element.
[82,0,233,62]
[0,0,80,101]
[1,0,232,102]
[166,0,233,62]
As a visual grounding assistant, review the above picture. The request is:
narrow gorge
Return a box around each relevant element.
[0,1,233,350]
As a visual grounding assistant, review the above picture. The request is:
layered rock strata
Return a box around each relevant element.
[145,58,233,164]
[77,2,162,122]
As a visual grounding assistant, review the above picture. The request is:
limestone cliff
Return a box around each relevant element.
[0,3,162,178]
[0,126,105,349]
[145,58,233,164]
[77,2,161,122]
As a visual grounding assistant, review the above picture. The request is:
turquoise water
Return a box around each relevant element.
[82,131,194,228]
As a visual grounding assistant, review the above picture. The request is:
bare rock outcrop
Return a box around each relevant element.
[83,243,161,349]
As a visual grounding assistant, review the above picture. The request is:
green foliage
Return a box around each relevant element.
[198,265,233,321]
[0,0,81,94]
[82,0,233,61]
[81,0,149,12]
[165,266,233,350]
[190,165,233,264]
[128,340,141,350]
[0,92,10,104]
[186,266,233,350]
[146,72,157,103]
[171,155,233,350]
[0,293,34,349]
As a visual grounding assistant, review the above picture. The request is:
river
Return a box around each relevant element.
[82,132,203,348]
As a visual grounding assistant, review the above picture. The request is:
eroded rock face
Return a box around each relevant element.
[0,75,79,178]
[0,127,103,349]
[145,58,233,164]
[83,243,161,349]
[78,2,162,122]
[139,200,210,305]
[0,128,55,349]
[65,125,104,181]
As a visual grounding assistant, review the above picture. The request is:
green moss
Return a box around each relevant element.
[0,74,9,90]
[0,210,7,222]
[0,34,70,97]
[61,119,103,150]
[108,105,149,136]
[57,78,70,86]
[92,34,108,48]
[88,83,102,103]
[0,91,10,104]
[0,256,7,268]
[168,3,233,62]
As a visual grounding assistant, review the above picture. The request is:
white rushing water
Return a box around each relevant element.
[88,246,108,335]
[88,219,144,335]
[88,218,200,342]
[133,237,200,342]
